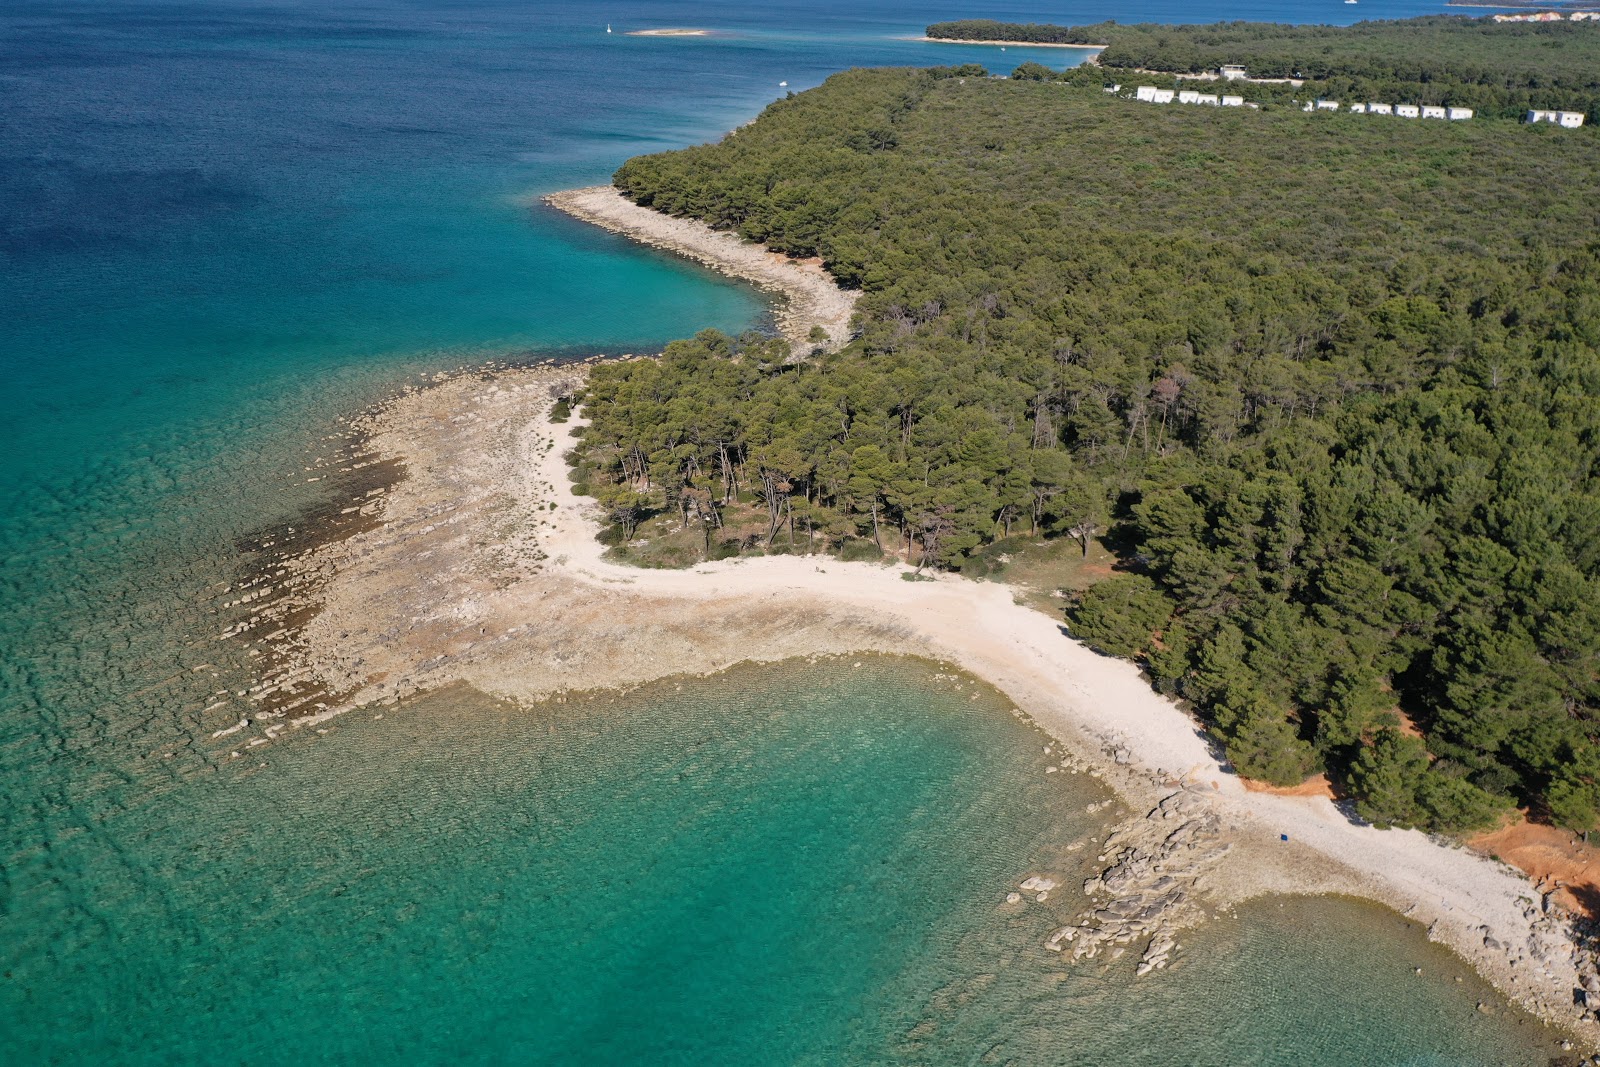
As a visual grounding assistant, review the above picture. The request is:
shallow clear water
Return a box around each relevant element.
[0,662,1556,1064]
[0,1,1557,1063]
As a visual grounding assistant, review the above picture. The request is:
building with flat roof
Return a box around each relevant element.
[1220,95,1244,107]
[1446,107,1473,121]
[1421,105,1447,120]
[1396,104,1420,118]
[1220,64,1247,79]
[1527,109,1587,127]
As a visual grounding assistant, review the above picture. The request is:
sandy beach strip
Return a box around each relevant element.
[544,186,856,353]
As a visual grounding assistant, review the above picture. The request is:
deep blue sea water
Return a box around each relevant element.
[0,1,1556,1063]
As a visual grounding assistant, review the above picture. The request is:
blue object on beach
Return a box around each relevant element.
[1281,834,1289,841]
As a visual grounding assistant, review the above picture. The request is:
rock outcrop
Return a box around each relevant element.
[1046,790,1230,977]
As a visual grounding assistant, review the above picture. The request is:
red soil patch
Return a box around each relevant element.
[1392,706,1426,741]
[1240,772,1337,799]
[1470,815,1600,920]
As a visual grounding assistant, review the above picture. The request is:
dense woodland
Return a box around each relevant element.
[575,63,1600,834]
[929,16,1600,119]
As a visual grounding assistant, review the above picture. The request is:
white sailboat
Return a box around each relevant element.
[606,23,613,33]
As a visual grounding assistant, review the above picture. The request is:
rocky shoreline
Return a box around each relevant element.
[1050,790,1231,978]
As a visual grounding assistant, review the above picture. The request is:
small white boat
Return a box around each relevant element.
[606,23,613,32]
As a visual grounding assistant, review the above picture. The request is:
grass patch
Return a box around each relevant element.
[836,538,885,563]
[973,535,1123,613]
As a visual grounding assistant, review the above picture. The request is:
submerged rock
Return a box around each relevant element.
[1051,789,1231,978]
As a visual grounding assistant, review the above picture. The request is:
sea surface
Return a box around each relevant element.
[0,1,1556,1064]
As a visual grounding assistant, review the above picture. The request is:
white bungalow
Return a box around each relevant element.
[1220,64,1247,80]
[1396,104,1421,119]
[1220,95,1244,107]
[1446,107,1473,121]
[1151,89,1175,104]
[1195,93,1220,106]
[1135,85,1158,102]
[1526,109,1586,127]
[1178,90,1201,104]
[1421,105,1447,120]
[1368,102,1393,115]
[1315,99,1339,111]
[1348,103,1367,114]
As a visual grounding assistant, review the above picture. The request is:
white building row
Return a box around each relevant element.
[1307,99,1473,120]
[1134,85,1249,107]
[1493,10,1600,21]
[1130,85,1592,129]
[1527,109,1587,128]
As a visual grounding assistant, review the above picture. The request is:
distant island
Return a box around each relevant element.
[924,19,1110,45]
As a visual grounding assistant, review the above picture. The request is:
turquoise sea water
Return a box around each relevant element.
[1,1,1558,1063]
[2,662,1556,1064]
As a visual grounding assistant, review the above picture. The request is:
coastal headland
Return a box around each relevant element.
[915,36,1105,49]
[247,188,1600,1051]
[544,186,856,353]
